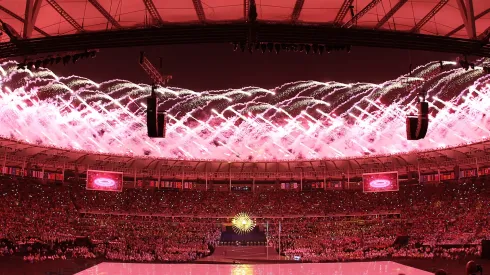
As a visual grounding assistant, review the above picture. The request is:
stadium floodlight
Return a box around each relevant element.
[62,55,71,65]
[232,42,352,54]
[274,44,280,54]
[318,45,325,55]
[312,44,319,54]
[72,54,81,63]
[254,42,260,52]
[305,44,311,54]
[260,43,267,53]
[267,43,274,53]
[239,41,246,52]
[17,50,99,70]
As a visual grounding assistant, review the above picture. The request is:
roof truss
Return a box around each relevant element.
[446,7,490,37]
[46,0,83,32]
[411,0,449,33]
[343,0,382,28]
[23,0,43,39]
[456,0,476,39]
[1,24,489,58]
[464,0,476,39]
[23,0,33,39]
[192,0,206,23]
[479,27,490,43]
[374,0,407,29]
[88,0,121,29]
[334,0,354,25]
[142,0,163,25]
[0,4,49,37]
[291,0,305,22]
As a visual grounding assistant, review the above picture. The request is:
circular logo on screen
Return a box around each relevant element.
[94,177,116,187]
[369,179,391,188]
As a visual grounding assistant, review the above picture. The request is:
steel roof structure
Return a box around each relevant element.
[0,0,488,40]
[1,136,490,177]
[0,0,488,57]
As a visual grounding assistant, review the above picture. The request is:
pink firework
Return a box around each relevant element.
[0,60,489,161]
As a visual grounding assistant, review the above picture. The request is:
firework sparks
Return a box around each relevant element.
[231,212,256,235]
[0,60,489,161]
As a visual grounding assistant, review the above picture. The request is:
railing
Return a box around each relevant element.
[78,209,401,220]
[4,148,490,179]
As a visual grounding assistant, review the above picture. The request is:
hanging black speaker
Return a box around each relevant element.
[406,101,429,140]
[147,96,159,137]
[157,113,166,138]
[416,101,429,139]
[147,85,166,138]
[406,117,418,140]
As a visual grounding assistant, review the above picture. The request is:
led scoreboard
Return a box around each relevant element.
[362,171,399,193]
[86,170,124,192]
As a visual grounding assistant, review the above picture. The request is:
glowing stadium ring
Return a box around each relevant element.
[369,179,391,188]
[93,178,116,187]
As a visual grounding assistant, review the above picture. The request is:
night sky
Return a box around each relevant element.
[42,44,457,91]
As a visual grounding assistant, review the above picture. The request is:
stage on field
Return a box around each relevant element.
[76,261,432,275]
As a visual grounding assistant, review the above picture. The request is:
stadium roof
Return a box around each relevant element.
[1,136,490,175]
[0,0,489,57]
[0,0,488,40]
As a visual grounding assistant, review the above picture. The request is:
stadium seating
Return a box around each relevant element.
[0,175,488,262]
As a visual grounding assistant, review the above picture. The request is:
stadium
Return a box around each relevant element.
[0,0,490,274]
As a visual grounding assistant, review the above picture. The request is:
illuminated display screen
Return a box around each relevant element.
[86,170,123,192]
[362,171,399,193]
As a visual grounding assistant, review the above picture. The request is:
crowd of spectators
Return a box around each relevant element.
[0,174,488,263]
[78,215,221,262]
[264,180,489,262]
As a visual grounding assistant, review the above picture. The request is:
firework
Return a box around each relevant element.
[0,59,489,161]
[231,212,256,234]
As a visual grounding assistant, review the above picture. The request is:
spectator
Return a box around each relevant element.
[0,175,488,263]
